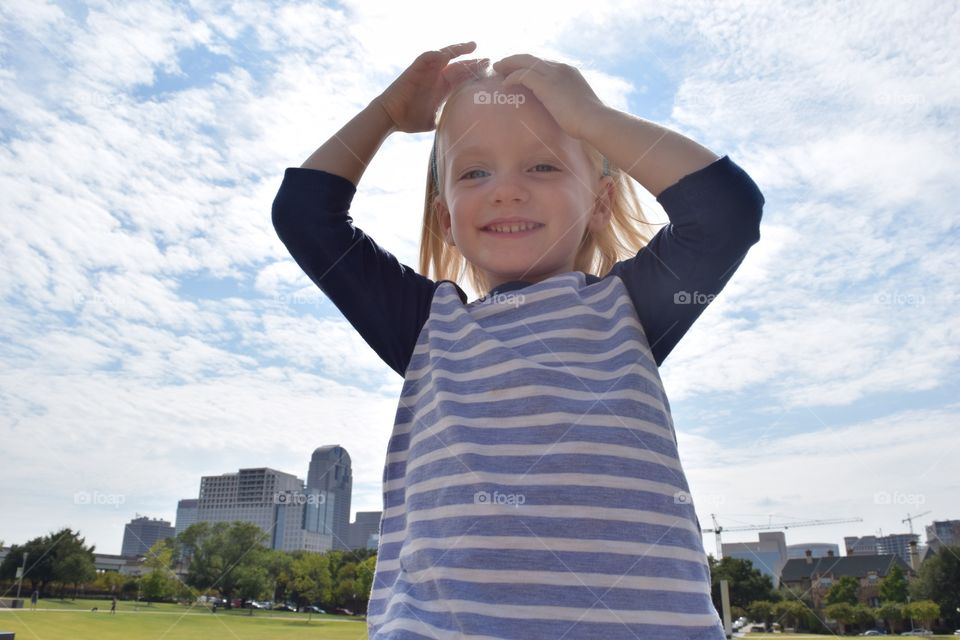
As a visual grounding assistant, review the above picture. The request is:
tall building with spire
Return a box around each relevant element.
[307,445,352,550]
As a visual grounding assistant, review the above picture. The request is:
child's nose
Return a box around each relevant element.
[490,174,529,203]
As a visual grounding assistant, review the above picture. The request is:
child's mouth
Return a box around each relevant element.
[482,223,545,237]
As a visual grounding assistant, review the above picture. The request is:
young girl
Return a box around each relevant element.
[273,42,764,640]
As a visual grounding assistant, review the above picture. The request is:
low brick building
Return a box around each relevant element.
[780,549,914,607]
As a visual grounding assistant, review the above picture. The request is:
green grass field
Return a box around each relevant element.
[0,598,367,639]
[2,604,956,640]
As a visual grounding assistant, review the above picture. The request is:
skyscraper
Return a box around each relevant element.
[925,519,960,553]
[194,467,335,552]
[174,499,198,536]
[845,532,919,564]
[121,516,174,557]
[349,511,382,550]
[307,446,352,550]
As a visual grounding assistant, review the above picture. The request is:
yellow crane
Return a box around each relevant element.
[702,513,864,558]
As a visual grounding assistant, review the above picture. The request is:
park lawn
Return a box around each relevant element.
[35,598,185,611]
[0,606,367,640]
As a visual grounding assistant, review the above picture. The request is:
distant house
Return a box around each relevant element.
[780,550,915,607]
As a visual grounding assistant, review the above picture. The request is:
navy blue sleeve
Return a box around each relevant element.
[271,167,459,378]
[607,155,765,367]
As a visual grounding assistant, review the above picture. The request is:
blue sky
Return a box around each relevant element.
[1,0,957,558]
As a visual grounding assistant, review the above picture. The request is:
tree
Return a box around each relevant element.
[140,541,178,603]
[824,602,856,635]
[773,600,809,631]
[141,570,176,603]
[264,549,294,604]
[825,575,859,605]
[707,556,778,611]
[911,544,960,630]
[292,552,332,621]
[234,563,271,615]
[748,600,775,631]
[880,563,909,602]
[333,561,360,611]
[176,521,271,605]
[52,530,97,598]
[53,551,96,598]
[854,603,879,631]
[877,601,903,634]
[904,600,940,631]
[354,555,376,614]
[121,576,139,598]
[0,529,97,597]
[93,571,125,596]
[0,537,53,594]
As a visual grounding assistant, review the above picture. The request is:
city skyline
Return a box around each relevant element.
[3,483,954,560]
[1,1,957,560]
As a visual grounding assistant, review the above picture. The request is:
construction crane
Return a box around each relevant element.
[702,514,864,559]
[902,510,932,535]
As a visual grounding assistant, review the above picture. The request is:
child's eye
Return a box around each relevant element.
[459,169,488,180]
[458,165,558,180]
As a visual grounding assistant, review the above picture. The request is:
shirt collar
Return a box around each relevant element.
[483,272,602,299]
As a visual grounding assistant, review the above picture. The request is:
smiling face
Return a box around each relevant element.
[434,77,612,292]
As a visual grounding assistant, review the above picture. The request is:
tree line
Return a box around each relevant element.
[0,522,377,614]
[707,550,960,634]
[0,528,97,598]
[6,528,957,628]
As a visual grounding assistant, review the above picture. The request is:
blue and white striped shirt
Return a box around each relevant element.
[272,155,764,639]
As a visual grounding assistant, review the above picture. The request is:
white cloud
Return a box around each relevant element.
[681,404,960,557]
[0,0,956,557]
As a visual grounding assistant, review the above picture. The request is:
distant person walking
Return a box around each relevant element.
[30,590,38,610]
[110,596,117,615]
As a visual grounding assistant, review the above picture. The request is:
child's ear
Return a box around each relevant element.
[435,199,456,246]
[587,176,614,232]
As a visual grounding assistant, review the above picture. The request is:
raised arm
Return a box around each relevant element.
[301,41,485,180]
[580,104,720,198]
[299,98,396,183]
[608,155,764,367]
[568,95,762,367]
[272,44,486,377]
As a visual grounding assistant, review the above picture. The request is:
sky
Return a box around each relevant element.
[0,0,957,559]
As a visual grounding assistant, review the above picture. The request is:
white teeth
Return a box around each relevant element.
[487,222,541,233]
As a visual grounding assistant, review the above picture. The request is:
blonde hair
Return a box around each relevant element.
[419,72,658,297]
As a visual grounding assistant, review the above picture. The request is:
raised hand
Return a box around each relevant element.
[492,54,607,141]
[375,42,489,134]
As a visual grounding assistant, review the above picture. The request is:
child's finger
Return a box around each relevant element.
[437,41,477,60]
[442,58,489,84]
[445,58,489,75]
[492,53,551,76]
